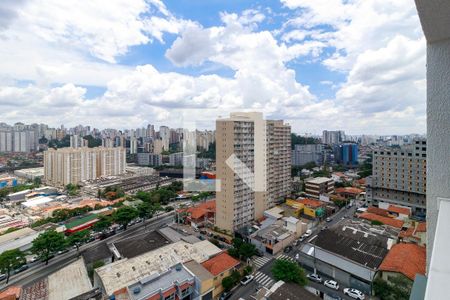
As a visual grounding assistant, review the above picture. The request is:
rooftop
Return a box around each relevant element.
[335,187,364,195]
[358,212,404,228]
[264,206,284,219]
[178,200,215,220]
[184,260,214,282]
[82,241,112,265]
[95,240,221,295]
[268,282,319,300]
[201,252,240,276]
[388,205,411,216]
[367,206,390,217]
[379,243,426,280]
[305,177,333,185]
[296,198,323,208]
[312,219,398,269]
[47,258,93,300]
[113,230,170,259]
[127,263,195,300]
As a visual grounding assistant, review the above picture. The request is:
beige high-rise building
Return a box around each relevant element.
[44,147,126,187]
[215,112,291,232]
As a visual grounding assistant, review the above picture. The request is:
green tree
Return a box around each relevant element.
[0,249,26,283]
[31,230,67,265]
[92,215,112,232]
[222,276,235,292]
[373,277,412,300]
[67,230,90,252]
[239,243,256,260]
[271,259,308,286]
[113,206,138,230]
[137,202,155,227]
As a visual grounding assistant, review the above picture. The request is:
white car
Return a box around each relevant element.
[295,253,300,260]
[307,273,322,283]
[324,280,339,290]
[240,275,254,285]
[304,229,312,237]
[343,288,365,300]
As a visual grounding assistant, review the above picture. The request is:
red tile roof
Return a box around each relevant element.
[358,212,404,228]
[399,222,426,238]
[178,200,216,220]
[201,252,240,276]
[416,222,426,232]
[388,205,411,216]
[335,187,363,195]
[297,198,323,208]
[367,206,390,217]
[0,286,21,300]
[379,243,426,280]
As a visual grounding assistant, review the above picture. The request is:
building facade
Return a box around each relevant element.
[304,177,335,199]
[292,144,324,166]
[44,147,126,186]
[334,143,358,166]
[366,139,427,215]
[322,130,345,145]
[215,112,291,232]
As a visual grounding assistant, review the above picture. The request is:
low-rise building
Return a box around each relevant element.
[378,243,426,283]
[305,177,334,199]
[184,260,214,300]
[0,227,39,254]
[334,187,364,200]
[177,200,216,229]
[250,221,297,255]
[94,240,221,297]
[201,252,240,298]
[299,219,399,295]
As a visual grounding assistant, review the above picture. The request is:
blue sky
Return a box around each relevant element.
[0,0,426,134]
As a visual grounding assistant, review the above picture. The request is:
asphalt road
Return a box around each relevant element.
[0,211,175,290]
[229,204,359,300]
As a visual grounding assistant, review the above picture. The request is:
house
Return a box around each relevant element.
[334,187,364,200]
[378,243,426,283]
[200,252,240,298]
[357,212,404,229]
[177,200,216,228]
[399,222,426,246]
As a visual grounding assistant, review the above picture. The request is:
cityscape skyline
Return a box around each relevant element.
[0,0,425,135]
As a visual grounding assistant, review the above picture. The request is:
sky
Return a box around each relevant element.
[0,0,426,135]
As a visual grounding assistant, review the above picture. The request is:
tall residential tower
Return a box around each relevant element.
[215,112,291,232]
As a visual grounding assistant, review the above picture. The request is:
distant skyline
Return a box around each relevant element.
[0,0,425,135]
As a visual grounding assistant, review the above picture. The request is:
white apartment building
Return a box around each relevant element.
[44,147,126,187]
[215,112,291,232]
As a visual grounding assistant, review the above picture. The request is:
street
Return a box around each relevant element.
[0,212,175,289]
[228,204,359,300]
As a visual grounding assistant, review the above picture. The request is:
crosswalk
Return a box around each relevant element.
[252,256,272,269]
[275,254,296,262]
[254,271,275,289]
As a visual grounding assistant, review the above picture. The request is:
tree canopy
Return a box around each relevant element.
[0,249,26,283]
[113,206,138,229]
[271,259,308,286]
[373,276,412,300]
[31,230,67,265]
[92,215,113,232]
[67,230,90,251]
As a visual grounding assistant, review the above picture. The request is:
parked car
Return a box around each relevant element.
[343,288,365,300]
[299,235,306,242]
[293,239,299,246]
[283,246,293,253]
[0,274,6,281]
[324,279,339,290]
[57,249,69,255]
[326,217,332,222]
[307,273,322,283]
[219,292,232,300]
[295,253,300,260]
[240,275,254,285]
[321,226,328,231]
[14,264,29,274]
[304,229,312,237]
[255,250,264,257]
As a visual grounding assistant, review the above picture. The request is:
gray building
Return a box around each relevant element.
[366,139,427,215]
[322,130,345,145]
[298,219,399,295]
[292,144,324,166]
[137,153,162,167]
